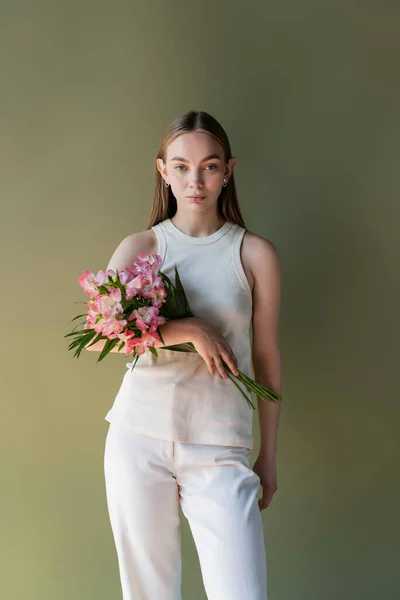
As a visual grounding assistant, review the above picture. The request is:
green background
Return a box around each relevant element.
[1,1,399,599]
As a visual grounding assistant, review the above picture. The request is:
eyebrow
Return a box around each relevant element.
[170,154,222,163]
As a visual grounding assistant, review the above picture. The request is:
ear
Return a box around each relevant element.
[156,158,167,180]
[225,157,236,178]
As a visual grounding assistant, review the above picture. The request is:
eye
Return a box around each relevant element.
[174,163,217,172]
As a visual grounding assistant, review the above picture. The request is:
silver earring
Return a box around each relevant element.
[222,179,228,187]
[165,181,169,187]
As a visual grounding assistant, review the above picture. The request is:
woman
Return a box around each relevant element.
[90,110,282,599]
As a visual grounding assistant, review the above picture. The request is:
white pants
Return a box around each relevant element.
[104,418,268,600]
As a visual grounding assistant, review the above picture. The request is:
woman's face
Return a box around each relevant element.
[157,131,235,212]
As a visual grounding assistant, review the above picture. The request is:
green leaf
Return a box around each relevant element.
[129,353,140,372]
[68,337,85,351]
[68,313,87,323]
[84,332,104,349]
[174,265,194,317]
[97,338,119,362]
[64,328,91,338]
[158,328,166,346]
[67,330,97,351]
[72,336,93,358]
[158,273,177,315]
[159,272,174,288]
[70,321,87,334]
[157,344,194,353]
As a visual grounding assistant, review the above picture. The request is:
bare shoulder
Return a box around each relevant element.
[241,229,280,293]
[106,228,157,272]
[243,229,279,261]
[125,228,158,254]
[243,230,281,358]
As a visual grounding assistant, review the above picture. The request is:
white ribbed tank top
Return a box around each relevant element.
[104,217,255,450]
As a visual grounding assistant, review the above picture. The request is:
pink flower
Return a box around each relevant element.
[129,305,159,331]
[76,252,169,359]
[105,268,117,281]
[127,330,160,356]
[95,270,109,286]
[124,337,138,355]
[117,264,137,285]
[150,314,167,331]
[117,254,163,295]
[136,253,163,274]
[78,269,110,297]
[92,294,122,319]
[108,287,122,303]
[101,316,128,338]
[118,269,130,285]
[125,273,147,300]
[78,270,99,297]
[118,329,136,342]
[140,272,160,299]
[149,278,167,307]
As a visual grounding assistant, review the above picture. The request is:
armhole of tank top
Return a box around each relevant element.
[151,223,167,264]
[232,226,252,298]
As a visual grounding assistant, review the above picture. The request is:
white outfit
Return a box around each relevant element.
[103,218,268,599]
[105,217,255,450]
[104,418,267,600]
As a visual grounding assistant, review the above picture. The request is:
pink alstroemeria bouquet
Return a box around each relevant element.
[64,253,283,409]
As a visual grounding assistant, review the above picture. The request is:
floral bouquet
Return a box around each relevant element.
[64,253,283,409]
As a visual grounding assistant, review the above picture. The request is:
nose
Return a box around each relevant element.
[188,168,204,187]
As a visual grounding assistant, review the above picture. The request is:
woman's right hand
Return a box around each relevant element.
[190,318,239,379]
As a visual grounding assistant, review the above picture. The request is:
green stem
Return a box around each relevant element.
[226,373,256,409]
[149,343,282,406]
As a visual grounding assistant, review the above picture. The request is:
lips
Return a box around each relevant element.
[186,196,205,199]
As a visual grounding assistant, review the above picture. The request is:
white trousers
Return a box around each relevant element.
[104,418,268,600]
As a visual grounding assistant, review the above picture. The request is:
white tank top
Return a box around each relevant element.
[104,217,255,450]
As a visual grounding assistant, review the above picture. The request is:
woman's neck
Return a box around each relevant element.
[170,213,226,238]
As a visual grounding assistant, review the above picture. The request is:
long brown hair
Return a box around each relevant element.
[147,110,247,229]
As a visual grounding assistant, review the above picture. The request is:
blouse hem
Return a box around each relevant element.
[105,414,253,451]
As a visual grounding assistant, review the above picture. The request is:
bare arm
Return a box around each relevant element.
[86,317,199,353]
[250,236,283,460]
[85,231,198,353]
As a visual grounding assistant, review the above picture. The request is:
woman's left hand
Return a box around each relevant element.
[252,454,278,511]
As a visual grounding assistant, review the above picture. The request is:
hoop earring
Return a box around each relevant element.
[222,179,228,187]
[164,181,170,187]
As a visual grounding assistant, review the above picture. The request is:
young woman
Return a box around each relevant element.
[89,110,282,600]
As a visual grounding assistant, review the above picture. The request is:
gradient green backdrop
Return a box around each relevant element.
[1,1,399,599]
